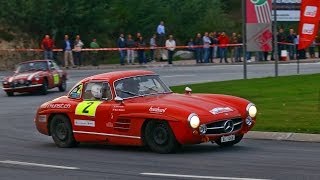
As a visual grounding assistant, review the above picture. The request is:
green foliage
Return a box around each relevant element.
[0,0,239,47]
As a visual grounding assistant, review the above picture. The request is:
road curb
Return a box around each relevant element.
[245,131,320,143]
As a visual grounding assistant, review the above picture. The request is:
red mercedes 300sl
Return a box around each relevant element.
[2,60,67,96]
[35,70,257,153]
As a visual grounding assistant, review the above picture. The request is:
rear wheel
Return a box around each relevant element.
[40,79,48,95]
[144,120,180,153]
[215,134,243,147]
[50,114,77,148]
[6,92,14,96]
[58,78,67,92]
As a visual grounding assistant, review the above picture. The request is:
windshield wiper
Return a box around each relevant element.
[118,89,138,96]
[144,85,158,93]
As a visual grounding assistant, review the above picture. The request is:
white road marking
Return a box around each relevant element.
[162,74,195,78]
[0,160,79,170]
[140,173,271,180]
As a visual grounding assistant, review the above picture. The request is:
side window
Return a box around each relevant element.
[52,61,60,70]
[69,84,83,99]
[83,82,112,100]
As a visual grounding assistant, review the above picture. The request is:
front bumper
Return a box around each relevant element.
[3,84,43,92]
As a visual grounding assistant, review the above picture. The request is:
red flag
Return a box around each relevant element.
[298,0,320,50]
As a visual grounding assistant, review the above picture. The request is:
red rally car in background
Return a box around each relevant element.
[34,70,257,153]
[2,60,67,96]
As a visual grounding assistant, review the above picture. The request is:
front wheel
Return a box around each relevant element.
[6,92,14,96]
[40,79,48,95]
[215,134,243,147]
[144,121,180,153]
[50,114,77,148]
[58,78,67,92]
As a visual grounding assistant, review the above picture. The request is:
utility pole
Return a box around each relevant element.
[242,0,247,79]
[273,0,278,77]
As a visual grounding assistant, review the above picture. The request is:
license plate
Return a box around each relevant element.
[221,135,235,143]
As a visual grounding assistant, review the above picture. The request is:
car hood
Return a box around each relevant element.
[131,93,241,117]
[8,71,42,81]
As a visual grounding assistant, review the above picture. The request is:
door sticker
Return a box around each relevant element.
[53,74,60,85]
[75,100,102,117]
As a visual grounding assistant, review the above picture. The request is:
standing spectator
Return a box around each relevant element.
[165,35,176,65]
[209,32,214,63]
[212,32,219,60]
[156,21,166,60]
[309,40,316,58]
[137,36,146,64]
[194,33,203,63]
[316,35,320,58]
[218,32,229,63]
[41,35,54,60]
[287,28,297,60]
[62,35,75,68]
[202,32,211,63]
[149,34,157,62]
[74,35,84,66]
[126,34,135,65]
[117,33,126,65]
[277,28,286,59]
[187,38,195,60]
[89,38,100,66]
[236,33,243,62]
[230,32,238,63]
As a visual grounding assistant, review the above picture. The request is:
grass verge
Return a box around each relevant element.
[170,74,320,134]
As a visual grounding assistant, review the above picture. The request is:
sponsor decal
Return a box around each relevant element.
[75,101,102,117]
[304,6,318,17]
[106,122,114,128]
[45,103,71,109]
[210,107,233,115]
[302,23,315,35]
[75,119,95,127]
[53,74,60,85]
[149,106,167,114]
[38,115,47,122]
[112,105,125,112]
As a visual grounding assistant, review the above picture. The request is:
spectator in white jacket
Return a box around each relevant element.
[74,35,84,66]
[165,35,176,64]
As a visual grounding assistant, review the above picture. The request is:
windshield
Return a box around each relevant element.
[16,61,48,73]
[114,75,172,98]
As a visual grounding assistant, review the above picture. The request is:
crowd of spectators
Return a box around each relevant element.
[41,23,320,67]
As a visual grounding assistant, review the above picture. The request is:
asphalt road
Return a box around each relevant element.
[0,63,320,180]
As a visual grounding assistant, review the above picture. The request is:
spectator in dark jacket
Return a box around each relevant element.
[117,33,126,65]
[137,36,146,64]
[287,28,297,60]
[194,33,203,63]
[277,28,286,59]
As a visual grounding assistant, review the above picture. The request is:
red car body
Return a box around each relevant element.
[2,60,67,96]
[34,70,257,153]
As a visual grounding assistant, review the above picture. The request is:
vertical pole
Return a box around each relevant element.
[242,0,247,79]
[273,0,278,77]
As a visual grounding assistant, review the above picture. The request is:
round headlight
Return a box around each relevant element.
[188,113,200,128]
[246,103,257,118]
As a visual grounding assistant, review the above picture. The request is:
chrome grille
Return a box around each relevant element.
[205,118,242,135]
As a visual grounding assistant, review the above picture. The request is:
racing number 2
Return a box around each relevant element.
[75,101,102,117]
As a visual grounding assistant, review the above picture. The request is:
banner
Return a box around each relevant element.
[246,0,273,52]
[298,0,320,50]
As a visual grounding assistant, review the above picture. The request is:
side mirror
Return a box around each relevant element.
[114,96,124,104]
[185,87,192,95]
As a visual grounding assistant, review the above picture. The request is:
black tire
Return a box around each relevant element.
[215,134,243,147]
[58,78,67,92]
[144,121,180,153]
[50,114,77,148]
[40,79,48,95]
[6,92,14,96]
